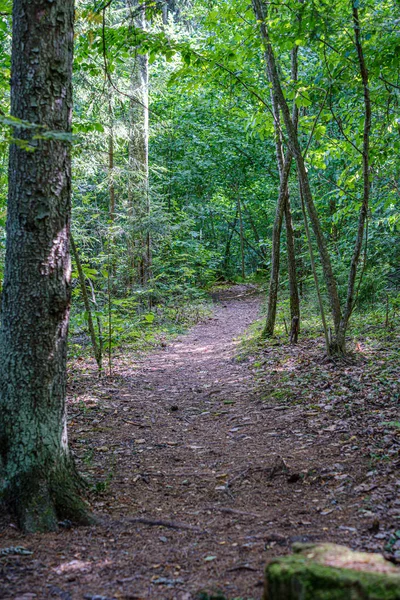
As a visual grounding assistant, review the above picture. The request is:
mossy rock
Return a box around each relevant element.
[264,543,400,599]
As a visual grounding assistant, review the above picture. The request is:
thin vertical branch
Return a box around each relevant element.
[107,236,113,377]
[237,193,245,279]
[338,1,372,345]
[299,185,330,354]
[70,235,103,373]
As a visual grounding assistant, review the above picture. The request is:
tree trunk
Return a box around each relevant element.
[336,2,371,352]
[300,183,330,354]
[162,0,177,24]
[263,46,300,336]
[0,0,91,532]
[252,0,342,341]
[127,0,151,286]
[263,152,292,337]
[237,194,245,279]
[241,199,267,259]
[285,48,300,324]
[109,127,115,222]
[285,195,300,323]
[223,209,238,274]
[70,235,102,373]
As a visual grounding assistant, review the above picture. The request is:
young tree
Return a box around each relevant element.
[252,0,378,353]
[0,0,91,532]
[127,0,151,286]
[252,0,342,349]
[263,47,299,337]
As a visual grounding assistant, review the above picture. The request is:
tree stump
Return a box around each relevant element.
[264,543,400,599]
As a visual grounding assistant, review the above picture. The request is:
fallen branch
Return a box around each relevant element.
[227,563,258,572]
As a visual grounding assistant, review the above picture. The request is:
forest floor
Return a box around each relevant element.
[1,284,400,600]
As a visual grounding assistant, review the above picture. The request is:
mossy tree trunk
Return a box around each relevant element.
[0,0,91,532]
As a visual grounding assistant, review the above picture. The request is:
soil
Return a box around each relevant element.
[1,284,400,600]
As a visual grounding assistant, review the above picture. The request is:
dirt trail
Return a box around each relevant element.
[1,285,394,600]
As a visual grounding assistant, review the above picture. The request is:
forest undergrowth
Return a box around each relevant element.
[1,285,399,600]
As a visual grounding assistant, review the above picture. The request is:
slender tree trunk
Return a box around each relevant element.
[223,209,238,273]
[127,0,150,286]
[252,0,342,342]
[162,0,177,24]
[285,47,301,324]
[336,2,371,351]
[237,194,245,279]
[70,235,102,372]
[108,93,117,280]
[0,0,91,532]
[285,196,300,322]
[209,208,218,248]
[263,152,292,337]
[229,222,265,259]
[263,45,300,336]
[300,184,330,354]
[109,129,115,222]
[241,198,267,259]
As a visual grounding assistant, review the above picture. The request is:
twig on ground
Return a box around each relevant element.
[227,564,258,572]
[206,506,261,518]
[121,419,151,427]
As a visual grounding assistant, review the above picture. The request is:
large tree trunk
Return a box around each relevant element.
[0,0,91,532]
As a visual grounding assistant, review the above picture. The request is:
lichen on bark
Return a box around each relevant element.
[0,0,91,532]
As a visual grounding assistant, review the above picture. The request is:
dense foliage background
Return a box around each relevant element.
[0,0,399,361]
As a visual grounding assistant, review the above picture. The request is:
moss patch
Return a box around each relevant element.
[264,544,400,600]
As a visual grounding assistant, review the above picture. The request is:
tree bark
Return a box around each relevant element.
[0,0,91,532]
[109,125,115,222]
[263,151,292,337]
[241,199,267,259]
[285,195,300,323]
[127,0,151,286]
[263,47,299,336]
[285,47,301,324]
[162,0,177,24]
[70,235,102,373]
[300,183,330,354]
[252,0,342,341]
[336,2,371,352]
[223,209,238,274]
[237,194,245,279]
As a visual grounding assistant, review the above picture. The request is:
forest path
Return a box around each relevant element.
[2,284,394,600]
